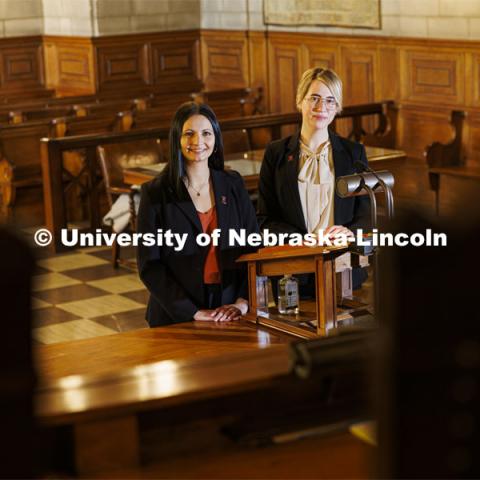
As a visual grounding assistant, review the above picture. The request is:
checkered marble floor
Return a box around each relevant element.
[27,233,148,345]
[24,227,374,346]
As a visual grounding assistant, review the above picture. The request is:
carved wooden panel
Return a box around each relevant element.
[378,46,400,101]
[304,44,337,71]
[0,44,44,89]
[43,37,95,95]
[96,43,150,91]
[151,37,201,92]
[268,38,303,113]
[401,49,465,105]
[58,48,91,82]
[469,53,480,109]
[248,31,268,111]
[201,31,249,90]
[341,47,377,106]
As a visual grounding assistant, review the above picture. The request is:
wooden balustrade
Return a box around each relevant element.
[0,87,264,224]
[38,100,397,252]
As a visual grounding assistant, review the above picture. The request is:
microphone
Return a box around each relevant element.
[336,170,394,197]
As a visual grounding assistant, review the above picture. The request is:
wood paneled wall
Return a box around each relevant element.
[200,30,480,213]
[5,30,480,163]
[43,36,95,96]
[199,31,480,158]
[43,31,202,97]
[4,30,480,218]
[0,36,50,100]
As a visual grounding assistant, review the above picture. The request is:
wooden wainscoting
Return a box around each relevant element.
[200,30,250,91]
[0,36,52,101]
[38,29,480,167]
[247,30,269,111]
[43,36,96,96]
[43,31,202,97]
[150,31,202,93]
[4,30,480,222]
[259,32,480,214]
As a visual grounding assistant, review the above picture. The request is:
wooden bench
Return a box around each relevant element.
[0,88,269,223]
[0,111,134,221]
[40,100,398,252]
[425,110,470,215]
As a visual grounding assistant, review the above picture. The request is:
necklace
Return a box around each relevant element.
[185,176,209,197]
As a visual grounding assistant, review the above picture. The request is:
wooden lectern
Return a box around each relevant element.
[237,245,348,339]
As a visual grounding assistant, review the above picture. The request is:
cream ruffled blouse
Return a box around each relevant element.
[297,139,335,233]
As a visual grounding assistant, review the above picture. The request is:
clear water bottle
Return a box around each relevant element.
[278,274,299,314]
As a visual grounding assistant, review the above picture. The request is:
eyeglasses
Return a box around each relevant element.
[304,95,337,110]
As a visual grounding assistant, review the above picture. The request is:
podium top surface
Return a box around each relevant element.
[237,244,348,262]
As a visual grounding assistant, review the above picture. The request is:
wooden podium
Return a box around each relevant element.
[237,245,349,339]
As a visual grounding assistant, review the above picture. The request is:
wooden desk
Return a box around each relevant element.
[35,320,289,382]
[34,323,372,477]
[123,146,406,189]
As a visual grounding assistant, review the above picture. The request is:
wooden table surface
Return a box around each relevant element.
[35,320,290,382]
[123,146,406,187]
[35,320,294,423]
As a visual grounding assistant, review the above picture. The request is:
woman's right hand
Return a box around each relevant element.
[193,309,217,321]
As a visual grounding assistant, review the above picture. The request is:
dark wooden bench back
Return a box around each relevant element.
[39,101,398,251]
[425,110,468,215]
[425,110,466,171]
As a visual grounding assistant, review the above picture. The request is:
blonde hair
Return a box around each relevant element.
[296,67,343,113]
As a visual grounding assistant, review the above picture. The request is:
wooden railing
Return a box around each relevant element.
[39,101,397,251]
[0,88,263,221]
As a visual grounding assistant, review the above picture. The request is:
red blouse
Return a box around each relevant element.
[197,206,221,284]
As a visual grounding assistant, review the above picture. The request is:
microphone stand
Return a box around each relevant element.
[336,168,395,325]
[354,161,395,219]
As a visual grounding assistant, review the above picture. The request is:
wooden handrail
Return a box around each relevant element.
[40,101,397,251]
[40,100,395,149]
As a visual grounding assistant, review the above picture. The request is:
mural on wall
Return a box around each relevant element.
[264,0,381,29]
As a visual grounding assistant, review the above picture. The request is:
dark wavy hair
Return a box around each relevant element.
[165,102,224,197]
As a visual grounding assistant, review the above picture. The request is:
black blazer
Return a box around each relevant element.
[137,168,259,327]
[257,130,370,235]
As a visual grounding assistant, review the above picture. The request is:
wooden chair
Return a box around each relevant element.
[97,138,164,268]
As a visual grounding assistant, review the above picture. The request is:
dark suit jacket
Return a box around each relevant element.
[137,168,259,327]
[257,130,370,234]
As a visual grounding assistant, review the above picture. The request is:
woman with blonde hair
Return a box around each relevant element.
[257,67,370,290]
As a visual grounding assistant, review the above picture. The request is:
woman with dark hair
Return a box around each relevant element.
[137,102,258,327]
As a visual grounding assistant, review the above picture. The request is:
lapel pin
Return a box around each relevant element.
[221,195,227,205]
[287,154,294,162]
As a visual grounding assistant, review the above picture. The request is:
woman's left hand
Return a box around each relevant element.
[211,298,248,322]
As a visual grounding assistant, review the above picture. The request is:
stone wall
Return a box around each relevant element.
[0,0,479,40]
